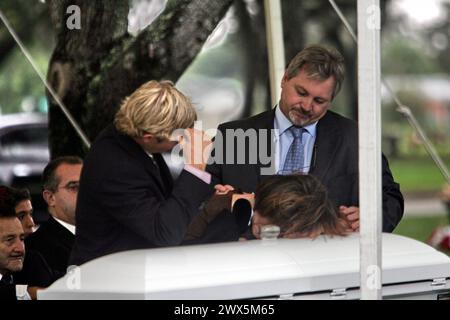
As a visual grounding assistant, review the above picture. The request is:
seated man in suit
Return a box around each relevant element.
[8,187,35,237]
[25,156,82,278]
[208,44,404,233]
[0,189,52,300]
[70,80,214,266]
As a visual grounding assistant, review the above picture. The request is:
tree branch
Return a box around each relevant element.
[47,0,235,157]
[85,0,235,139]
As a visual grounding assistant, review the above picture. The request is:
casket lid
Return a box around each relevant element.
[39,233,450,299]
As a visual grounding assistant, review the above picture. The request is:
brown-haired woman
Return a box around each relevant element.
[252,174,349,239]
[185,174,349,243]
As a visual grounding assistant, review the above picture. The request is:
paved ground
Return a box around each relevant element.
[404,196,448,217]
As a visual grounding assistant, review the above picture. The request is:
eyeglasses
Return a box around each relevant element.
[57,181,80,193]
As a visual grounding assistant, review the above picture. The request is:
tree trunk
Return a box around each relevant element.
[46,0,234,158]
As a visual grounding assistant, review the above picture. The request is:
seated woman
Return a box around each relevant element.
[184,174,349,243]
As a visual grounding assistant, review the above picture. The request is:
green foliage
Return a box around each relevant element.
[382,90,427,125]
[187,38,244,80]
[382,88,450,163]
[382,121,450,158]
[389,157,450,193]
[0,43,51,114]
[0,0,53,115]
[382,38,440,75]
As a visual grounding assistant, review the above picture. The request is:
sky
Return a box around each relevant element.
[390,0,448,26]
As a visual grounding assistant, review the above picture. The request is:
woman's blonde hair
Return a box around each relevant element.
[114,80,197,138]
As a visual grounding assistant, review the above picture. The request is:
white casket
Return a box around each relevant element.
[38,233,450,300]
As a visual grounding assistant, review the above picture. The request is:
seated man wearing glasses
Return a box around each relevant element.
[25,156,83,279]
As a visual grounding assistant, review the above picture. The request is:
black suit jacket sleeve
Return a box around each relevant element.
[349,154,404,233]
[206,123,226,186]
[101,169,213,247]
[312,112,404,232]
[381,154,404,232]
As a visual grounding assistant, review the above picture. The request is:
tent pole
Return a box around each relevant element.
[264,0,285,107]
[357,0,383,300]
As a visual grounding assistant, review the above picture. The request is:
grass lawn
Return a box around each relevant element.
[389,158,449,194]
[394,215,450,256]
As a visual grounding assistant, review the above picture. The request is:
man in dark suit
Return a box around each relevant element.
[207,44,404,233]
[70,80,214,266]
[25,156,82,278]
[0,193,52,300]
[0,206,27,300]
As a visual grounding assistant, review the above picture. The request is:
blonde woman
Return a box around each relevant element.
[70,80,214,266]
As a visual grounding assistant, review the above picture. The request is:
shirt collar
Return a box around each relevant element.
[54,217,76,235]
[0,273,11,283]
[274,105,318,137]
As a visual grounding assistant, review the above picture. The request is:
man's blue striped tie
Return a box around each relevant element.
[282,126,305,174]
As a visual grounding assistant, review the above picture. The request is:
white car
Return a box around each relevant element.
[0,112,49,222]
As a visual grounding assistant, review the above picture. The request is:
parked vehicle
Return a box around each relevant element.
[0,112,49,223]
